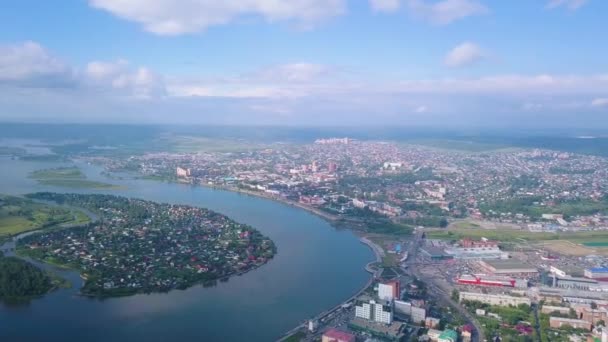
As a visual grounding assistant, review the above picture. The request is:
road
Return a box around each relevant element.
[405,231,486,342]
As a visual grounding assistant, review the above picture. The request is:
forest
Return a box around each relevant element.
[0,252,52,301]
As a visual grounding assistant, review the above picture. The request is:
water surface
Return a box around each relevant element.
[0,157,373,341]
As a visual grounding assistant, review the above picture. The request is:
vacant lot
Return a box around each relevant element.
[427,221,608,256]
[537,240,608,256]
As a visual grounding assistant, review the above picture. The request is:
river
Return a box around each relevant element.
[0,157,374,341]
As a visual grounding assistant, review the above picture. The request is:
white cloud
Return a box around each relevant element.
[444,42,484,67]
[415,105,428,113]
[370,0,401,12]
[0,42,165,99]
[591,98,608,107]
[85,60,166,98]
[252,63,333,82]
[0,41,76,87]
[546,0,588,10]
[89,0,347,35]
[405,0,488,25]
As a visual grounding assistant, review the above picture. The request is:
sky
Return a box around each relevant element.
[0,0,607,128]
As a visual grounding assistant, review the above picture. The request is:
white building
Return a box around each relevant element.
[355,297,393,325]
[378,283,396,301]
[355,301,372,320]
[459,292,531,307]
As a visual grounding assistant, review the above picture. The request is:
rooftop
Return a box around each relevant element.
[482,259,537,271]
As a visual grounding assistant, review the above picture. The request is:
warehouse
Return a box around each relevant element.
[479,260,538,276]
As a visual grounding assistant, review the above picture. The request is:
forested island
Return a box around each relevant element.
[0,252,53,303]
[17,193,276,297]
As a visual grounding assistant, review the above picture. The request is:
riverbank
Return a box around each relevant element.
[204,183,341,222]
[278,236,383,342]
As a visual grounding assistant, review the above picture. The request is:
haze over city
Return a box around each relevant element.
[4,2,608,342]
[0,0,607,127]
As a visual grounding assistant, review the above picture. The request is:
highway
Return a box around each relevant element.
[405,231,486,342]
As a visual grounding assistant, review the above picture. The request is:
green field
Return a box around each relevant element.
[29,167,85,180]
[582,242,608,247]
[28,167,123,190]
[0,195,90,240]
[426,226,608,244]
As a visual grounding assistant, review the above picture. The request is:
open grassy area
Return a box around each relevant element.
[427,222,608,256]
[36,179,124,189]
[29,167,85,180]
[28,167,123,190]
[0,195,90,239]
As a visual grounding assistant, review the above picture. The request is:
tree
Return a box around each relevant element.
[451,289,460,302]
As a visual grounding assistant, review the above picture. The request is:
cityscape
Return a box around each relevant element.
[1,0,608,341]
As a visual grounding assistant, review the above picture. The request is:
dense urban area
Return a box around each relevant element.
[5,136,608,341]
[80,137,608,341]
[16,193,276,297]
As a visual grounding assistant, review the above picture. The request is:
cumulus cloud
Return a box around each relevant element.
[0,41,165,99]
[444,42,484,67]
[3,41,608,126]
[0,41,76,88]
[405,0,488,25]
[415,105,428,113]
[89,0,347,35]
[370,0,401,12]
[546,0,588,10]
[591,98,608,107]
[85,60,166,98]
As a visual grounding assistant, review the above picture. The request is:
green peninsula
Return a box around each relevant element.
[18,193,276,297]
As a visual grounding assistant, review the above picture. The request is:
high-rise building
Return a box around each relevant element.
[354,296,393,325]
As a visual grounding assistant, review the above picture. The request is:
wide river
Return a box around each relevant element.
[0,157,374,341]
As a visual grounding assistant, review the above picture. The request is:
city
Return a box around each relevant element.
[73,137,608,341]
[1,0,608,341]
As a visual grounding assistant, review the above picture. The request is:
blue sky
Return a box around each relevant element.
[0,0,606,127]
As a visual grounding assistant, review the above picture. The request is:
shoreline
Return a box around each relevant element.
[199,182,341,222]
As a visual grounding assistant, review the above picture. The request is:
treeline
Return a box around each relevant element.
[400,216,448,228]
[0,255,52,300]
[480,196,608,219]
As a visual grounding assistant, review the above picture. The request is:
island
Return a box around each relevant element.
[17,193,276,297]
[0,252,54,303]
[28,166,122,189]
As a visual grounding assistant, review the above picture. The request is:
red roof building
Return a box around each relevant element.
[321,329,356,342]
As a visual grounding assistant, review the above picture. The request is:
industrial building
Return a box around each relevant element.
[456,274,528,288]
[549,317,592,331]
[378,280,400,301]
[444,246,509,260]
[355,296,393,325]
[540,305,571,315]
[459,292,531,307]
[585,267,608,281]
[551,275,598,290]
[420,246,453,260]
[394,300,426,323]
[479,259,538,276]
